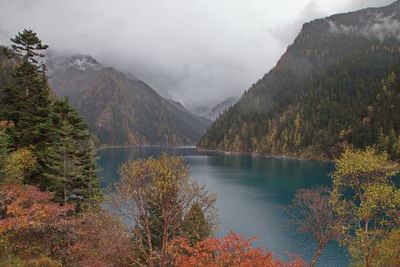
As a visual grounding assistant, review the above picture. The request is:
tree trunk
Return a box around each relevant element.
[63,183,67,205]
[146,221,155,267]
[161,206,170,267]
[364,221,370,267]
[63,149,67,205]
[310,245,324,267]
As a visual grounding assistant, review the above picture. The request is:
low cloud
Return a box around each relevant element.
[0,0,395,107]
[266,1,327,47]
[328,12,400,42]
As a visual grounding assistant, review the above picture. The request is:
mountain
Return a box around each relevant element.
[47,54,211,146]
[198,1,400,160]
[208,97,239,121]
[184,97,239,120]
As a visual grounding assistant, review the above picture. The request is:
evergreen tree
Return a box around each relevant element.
[0,30,101,207]
[182,202,211,245]
[45,98,89,204]
[1,29,51,149]
[74,142,102,209]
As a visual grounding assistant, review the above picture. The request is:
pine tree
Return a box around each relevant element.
[74,142,102,210]
[0,30,101,208]
[0,30,54,186]
[1,29,51,148]
[45,98,88,204]
[182,202,211,245]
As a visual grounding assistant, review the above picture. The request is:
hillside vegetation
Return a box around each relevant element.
[199,1,400,160]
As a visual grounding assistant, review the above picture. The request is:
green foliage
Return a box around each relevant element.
[330,148,400,267]
[0,30,101,207]
[0,128,14,178]
[372,229,400,266]
[331,147,398,192]
[143,202,164,251]
[3,148,38,184]
[1,30,52,150]
[44,98,92,204]
[181,202,211,245]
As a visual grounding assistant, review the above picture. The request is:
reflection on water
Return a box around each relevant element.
[97,146,348,267]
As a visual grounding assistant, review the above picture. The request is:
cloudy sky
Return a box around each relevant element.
[0,0,394,107]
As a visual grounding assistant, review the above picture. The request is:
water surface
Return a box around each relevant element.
[97,146,348,266]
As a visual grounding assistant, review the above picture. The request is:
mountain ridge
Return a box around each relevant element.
[48,54,211,146]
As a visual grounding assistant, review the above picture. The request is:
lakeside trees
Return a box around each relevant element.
[108,154,218,266]
[285,187,341,267]
[288,147,400,267]
[330,148,400,267]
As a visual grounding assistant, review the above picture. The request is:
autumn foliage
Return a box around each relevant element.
[0,183,75,232]
[0,184,77,263]
[67,211,137,267]
[0,183,143,266]
[170,231,306,267]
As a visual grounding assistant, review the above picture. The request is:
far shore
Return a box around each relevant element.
[95,144,197,151]
[196,147,330,162]
[96,144,330,162]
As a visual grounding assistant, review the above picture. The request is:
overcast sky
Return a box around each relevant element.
[0,0,395,107]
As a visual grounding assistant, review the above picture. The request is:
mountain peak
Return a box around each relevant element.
[68,54,102,71]
[47,54,104,74]
[48,52,211,146]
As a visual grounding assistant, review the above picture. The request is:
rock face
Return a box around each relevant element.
[198,1,400,159]
[47,54,211,146]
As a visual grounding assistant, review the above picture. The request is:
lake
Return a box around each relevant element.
[97,146,348,266]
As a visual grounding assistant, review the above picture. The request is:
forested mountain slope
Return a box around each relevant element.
[198,0,400,159]
[47,55,211,146]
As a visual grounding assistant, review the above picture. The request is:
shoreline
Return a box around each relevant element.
[95,144,330,162]
[196,147,331,162]
[95,144,197,151]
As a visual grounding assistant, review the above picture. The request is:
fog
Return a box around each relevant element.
[329,13,400,42]
[0,0,394,107]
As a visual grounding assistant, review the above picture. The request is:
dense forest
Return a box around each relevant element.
[198,1,400,160]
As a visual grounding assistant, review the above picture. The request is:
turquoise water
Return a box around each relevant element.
[97,146,348,266]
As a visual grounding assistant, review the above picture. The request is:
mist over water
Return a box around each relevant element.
[97,146,349,267]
